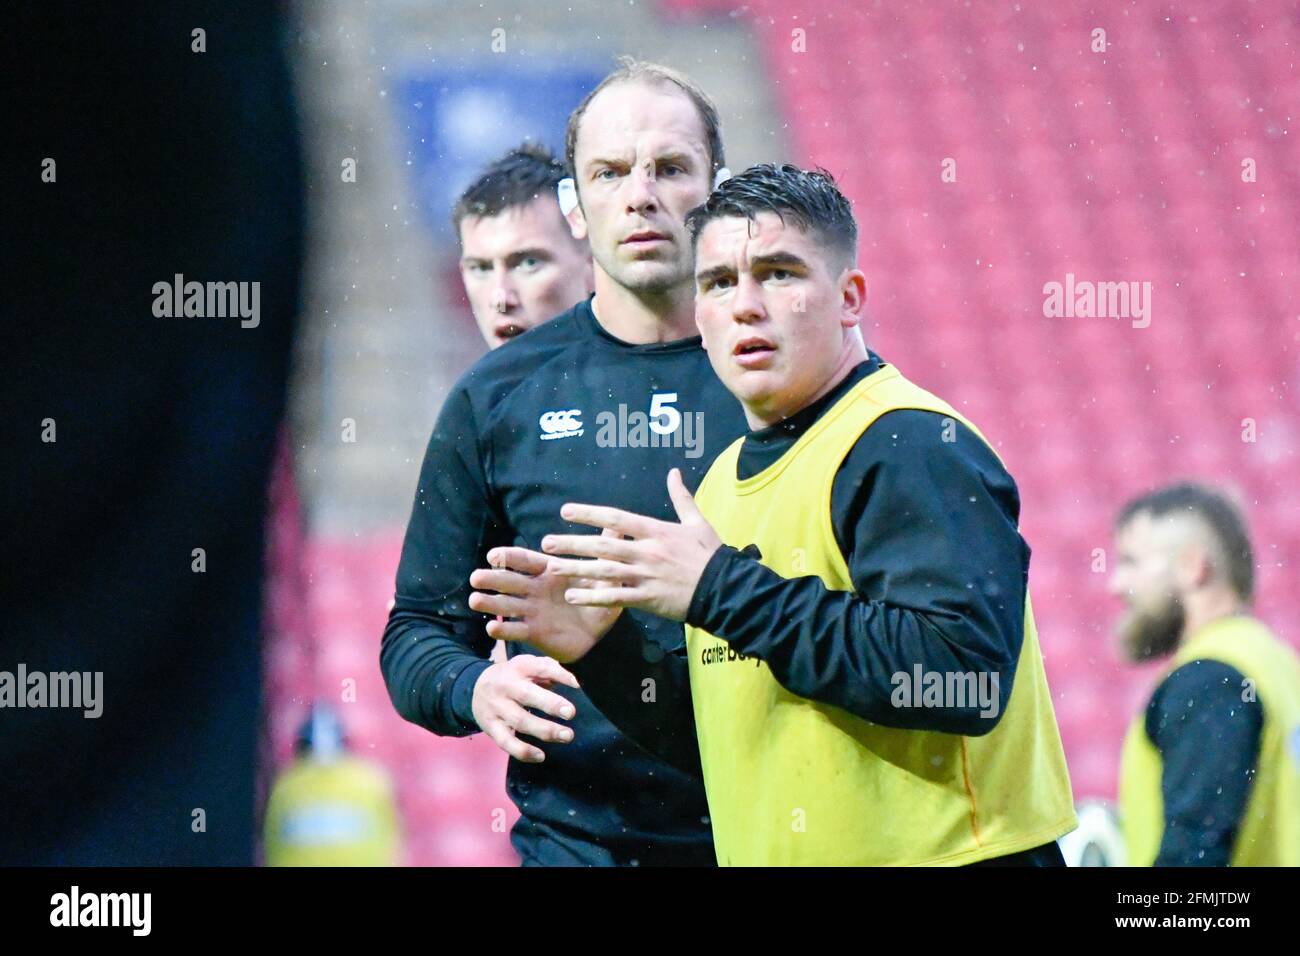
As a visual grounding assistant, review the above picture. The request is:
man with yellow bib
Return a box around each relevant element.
[1110,483,1300,865]
[477,164,1077,865]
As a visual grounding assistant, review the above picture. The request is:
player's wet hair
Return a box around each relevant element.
[686,163,858,270]
[565,56,725,181]
[451,142,570,236]
[1117,482,1255,603]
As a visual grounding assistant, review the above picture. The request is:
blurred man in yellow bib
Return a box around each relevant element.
[1110,483,1300,865]
[481,164,1076,865]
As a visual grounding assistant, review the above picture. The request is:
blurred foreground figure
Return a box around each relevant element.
[263,704,400,867]
[1110,483,1300,865]
[3,2,303,863]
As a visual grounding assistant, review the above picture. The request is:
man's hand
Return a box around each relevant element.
[469,654,580,763]
[542,469,722,622]
[468,541,622,663]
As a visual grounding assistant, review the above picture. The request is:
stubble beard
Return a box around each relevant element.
[598,241,690,298]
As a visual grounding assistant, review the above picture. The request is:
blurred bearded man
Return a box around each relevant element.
[1110,482,1300,865]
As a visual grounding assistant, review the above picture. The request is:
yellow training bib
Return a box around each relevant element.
[686,363,1076,865]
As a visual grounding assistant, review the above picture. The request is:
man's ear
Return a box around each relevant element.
[566,202,588,241]
[839,268,868,329]
[1174,541,1214,592]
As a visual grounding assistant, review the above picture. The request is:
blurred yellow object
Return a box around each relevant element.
[263,705,401,867]
[264,754,401,867]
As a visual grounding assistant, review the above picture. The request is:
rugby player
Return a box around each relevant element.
[450,144,595,665]
[483,164,1078,865]
[453,143,592,349]
[381,59,747,866]
[1110,483,1300,865]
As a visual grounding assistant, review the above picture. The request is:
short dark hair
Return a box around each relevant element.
[685,163,858,268]
[565,57,725,182]
[451,142,568,235]
[1117,482,1255,603]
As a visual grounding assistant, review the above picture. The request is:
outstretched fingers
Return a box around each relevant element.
[559,502,659,538]
[486,546,550,575]
[563,584,649,608]
[541,532,639,562]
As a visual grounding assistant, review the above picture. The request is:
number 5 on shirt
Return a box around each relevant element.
[649,392,680,436]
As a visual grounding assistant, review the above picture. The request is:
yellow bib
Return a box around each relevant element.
[687,363,1077,865]
[263,755,402,867]
[1120,615,1300,866]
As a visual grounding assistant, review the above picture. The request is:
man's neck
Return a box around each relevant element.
[745,336,869,430]
[1179,590,1247,645]
[589,270,696,345]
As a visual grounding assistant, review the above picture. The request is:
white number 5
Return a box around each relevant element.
[648,392,681,436]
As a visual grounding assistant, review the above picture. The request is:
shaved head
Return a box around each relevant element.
[1108,483,1254,662]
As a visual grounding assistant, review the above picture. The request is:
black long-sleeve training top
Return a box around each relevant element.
[572,355,1065,864]
[382,296,749,866]
[1146,659,1263,866]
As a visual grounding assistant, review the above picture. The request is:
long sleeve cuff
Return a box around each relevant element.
[686,544,755,636]
[448,658,492,733]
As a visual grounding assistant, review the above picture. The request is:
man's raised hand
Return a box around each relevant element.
[468,539,622,663]
[541,469,722,622]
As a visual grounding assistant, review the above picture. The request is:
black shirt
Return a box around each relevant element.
[382,296,749,865]
[1146,659,1263,866]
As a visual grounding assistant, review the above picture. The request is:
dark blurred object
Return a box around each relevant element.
[296,702,348,760]
[1,2,304,864]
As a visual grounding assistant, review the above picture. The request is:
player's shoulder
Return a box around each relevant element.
[851,399,1013,491]
[864,406,976,448]
[1157,659,1248,700]
[449,301,589,402]
[1147,658,1259,740]
[848,361,993,460]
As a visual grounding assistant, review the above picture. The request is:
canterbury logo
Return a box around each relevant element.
[539,408,583,440]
